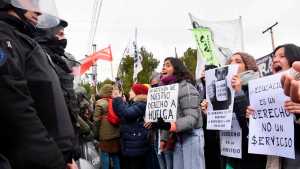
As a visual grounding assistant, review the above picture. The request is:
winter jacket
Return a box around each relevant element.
[35,31,81,160]
[113,95,150,156]
[0,13,74,169]
[175,80,203,132]
[0,154,11,169]
[198,80,222,169]
[94,98,120,141]
[224,71,266,169]
[161,80,202,142]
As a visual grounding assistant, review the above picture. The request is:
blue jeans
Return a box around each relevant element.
[154,131,173,169]
[173,128,205,169]
[157,150,173,169]
[100,151,120,169]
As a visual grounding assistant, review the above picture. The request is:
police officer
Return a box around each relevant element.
[0,0,75,168]
[34,19,82,160]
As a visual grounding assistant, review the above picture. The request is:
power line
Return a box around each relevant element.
[87,0,104,53]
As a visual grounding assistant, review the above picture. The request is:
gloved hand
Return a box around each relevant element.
[157,117,171,130]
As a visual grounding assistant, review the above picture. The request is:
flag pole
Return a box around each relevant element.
[92,44,98,95]
[239,16,245,51]
[133,27,138,82]
[109,45,114,79]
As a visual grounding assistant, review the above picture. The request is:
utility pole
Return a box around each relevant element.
[262,22,278,50]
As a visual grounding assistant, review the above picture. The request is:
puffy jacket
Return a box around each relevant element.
[175,80,203,132]
[161,80,202,141]
[113,95,150,156]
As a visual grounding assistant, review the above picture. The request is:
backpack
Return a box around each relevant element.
[106,98,120,126]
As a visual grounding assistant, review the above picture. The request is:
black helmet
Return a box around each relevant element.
[0,0,12,10]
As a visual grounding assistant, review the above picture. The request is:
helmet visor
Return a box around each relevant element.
[10,0,59,28]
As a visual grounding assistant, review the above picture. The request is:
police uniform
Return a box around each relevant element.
[0,12,74,169]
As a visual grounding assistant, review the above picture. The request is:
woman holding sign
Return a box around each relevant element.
[154,57,205,169]
[247,44,300,169]
[201,52,266,169]
[225,52,267,169]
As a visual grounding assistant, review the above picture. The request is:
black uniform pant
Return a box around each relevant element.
[123,155,146,169]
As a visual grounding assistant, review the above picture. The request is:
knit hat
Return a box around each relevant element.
[131,83,149,95]
[227,52,258,72]
[99,84,113,98]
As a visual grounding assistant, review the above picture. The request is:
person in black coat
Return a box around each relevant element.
[34,19,82,160]
[197,65,222,169]
[224,52,266,169]
[0,1,75,168]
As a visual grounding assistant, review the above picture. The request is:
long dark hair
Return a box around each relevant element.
[273,44,300,67]
[164,57,195,84]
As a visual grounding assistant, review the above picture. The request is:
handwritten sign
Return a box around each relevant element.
[248,73,295,159]
[220,113,242,159]
[206,65,238,130]
[145,84,179,122]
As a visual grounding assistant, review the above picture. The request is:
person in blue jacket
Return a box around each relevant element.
[112,83,150,169]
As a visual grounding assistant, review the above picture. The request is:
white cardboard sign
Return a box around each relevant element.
[248,73,295,159]
[145,84,179,122]
[220,113,242,159]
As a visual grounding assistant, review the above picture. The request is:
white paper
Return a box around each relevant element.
[220,113,242,159]
[248,73,295,159]
[206,65,238,130]
[145,84,179,122]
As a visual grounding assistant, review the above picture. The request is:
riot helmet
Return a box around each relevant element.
[1,0,60,28]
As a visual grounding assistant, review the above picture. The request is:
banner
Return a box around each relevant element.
[220,113,242,159]
[205,65,238,130]
[76,46,112,75]
[145,84,179,122]
[248,73,295,159]
[256,53,273,77]
[189,13,244,79]
[192,28,219,65]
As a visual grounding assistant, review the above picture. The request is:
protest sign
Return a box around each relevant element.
[206,65,238,130]
[220,113,242,159]
[145,84,179,122]
[248,73,295,159]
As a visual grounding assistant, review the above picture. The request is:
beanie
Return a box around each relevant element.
[99,84,113,98]
[131,83,149,95]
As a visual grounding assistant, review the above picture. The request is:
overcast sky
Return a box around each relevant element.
[56,0,300,81]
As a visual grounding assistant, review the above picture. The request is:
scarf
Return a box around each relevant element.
[239,70,260,86]
[160,75,177,86]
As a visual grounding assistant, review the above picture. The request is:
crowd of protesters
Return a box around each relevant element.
[1,0,300,169]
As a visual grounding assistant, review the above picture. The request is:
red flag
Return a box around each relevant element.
[76,46,112,75]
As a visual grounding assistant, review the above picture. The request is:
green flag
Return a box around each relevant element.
[192,28,219,65]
